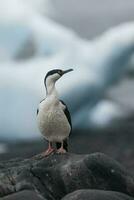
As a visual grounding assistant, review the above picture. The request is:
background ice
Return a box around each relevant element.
[0,0,134,140]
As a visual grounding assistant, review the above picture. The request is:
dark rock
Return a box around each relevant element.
[0,152,134,200]
[62,189,134,200]
[2,190,45,200]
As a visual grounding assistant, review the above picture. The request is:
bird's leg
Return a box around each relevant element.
[57,141,66,154]
[43,142,55,156]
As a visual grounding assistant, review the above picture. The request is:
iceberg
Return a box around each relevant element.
[0,0,134,140]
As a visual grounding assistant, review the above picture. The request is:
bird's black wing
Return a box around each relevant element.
[36,98,45,115]
[56,100,72,152]
[60,100,72,130]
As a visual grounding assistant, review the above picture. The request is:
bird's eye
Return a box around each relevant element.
[58,70,62,75]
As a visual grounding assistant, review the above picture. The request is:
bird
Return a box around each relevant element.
[37,69,73,156]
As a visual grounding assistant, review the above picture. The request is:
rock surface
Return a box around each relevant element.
[62,189,134,200]
[2,190,45,200]
[0,152,134,200]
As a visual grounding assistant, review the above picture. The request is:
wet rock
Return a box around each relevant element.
[0,152,134,200]
[2,190,45,200]
[62,189,134,200]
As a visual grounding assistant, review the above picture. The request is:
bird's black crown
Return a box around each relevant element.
[46,69,63,78]
[44,69,63,83]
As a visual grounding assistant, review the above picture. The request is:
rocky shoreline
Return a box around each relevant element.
[1,152,134,200]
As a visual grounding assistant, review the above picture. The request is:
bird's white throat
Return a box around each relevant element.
[45,76,58,97]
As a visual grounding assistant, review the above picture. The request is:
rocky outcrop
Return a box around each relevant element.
[62,189,134,200]
[0,152,134,200]
[2,190,46,200]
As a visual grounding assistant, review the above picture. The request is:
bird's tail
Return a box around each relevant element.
[56,139,68,152]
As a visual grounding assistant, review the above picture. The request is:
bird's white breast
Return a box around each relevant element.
[37,96,71,142]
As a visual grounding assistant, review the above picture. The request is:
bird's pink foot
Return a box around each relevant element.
[34,148,55,159]
[43,147,55,157]
[57,147,66,154]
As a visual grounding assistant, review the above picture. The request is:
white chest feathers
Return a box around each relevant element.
[37,96,71,142]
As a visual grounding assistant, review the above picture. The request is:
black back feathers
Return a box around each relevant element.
[56,100,72,152]
[36,99,45,116]
[60,100,72,130]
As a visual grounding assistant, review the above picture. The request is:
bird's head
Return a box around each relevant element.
[44,69,73,86]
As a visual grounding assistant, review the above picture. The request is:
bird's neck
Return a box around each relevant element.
[45,81,58,98]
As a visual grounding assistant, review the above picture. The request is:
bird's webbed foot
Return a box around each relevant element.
[57,148,66,154]
[40,142,55,157]
[56,141,67,154]
[43,147,55,156]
